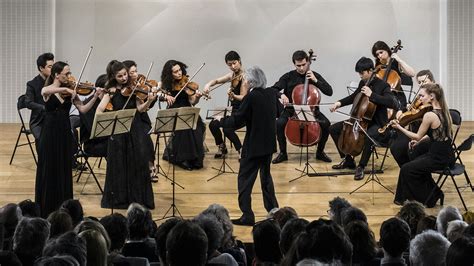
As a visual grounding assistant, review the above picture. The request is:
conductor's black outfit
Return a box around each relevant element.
[222,87,279,223]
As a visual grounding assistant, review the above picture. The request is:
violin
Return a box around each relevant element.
[376,40,403,92]
[65,76,97,95]
[174,75,199,96]
[203,73,243,100]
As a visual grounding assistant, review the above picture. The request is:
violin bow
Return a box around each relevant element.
[174,62,206,99]
[123,61,154,110]
[66,46,93,113]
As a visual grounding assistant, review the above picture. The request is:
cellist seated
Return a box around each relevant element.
[329,57,397,181]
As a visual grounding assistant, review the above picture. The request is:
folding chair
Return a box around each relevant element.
[426,134,474,211]
[73,135,105,195]
[10,95,37,165]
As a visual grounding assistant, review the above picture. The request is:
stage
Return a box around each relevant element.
[1,122,472,242]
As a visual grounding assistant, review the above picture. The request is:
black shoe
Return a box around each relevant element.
[354,166,365,180]
[272,152,288,164]
[425,191,444,208]
[231,216,255,226]
[214,144,228,159]
[73,162,88,171]
[177,161,193,171]
[332,158,356,170]
[316,151,332,162]
[393,200,403,206]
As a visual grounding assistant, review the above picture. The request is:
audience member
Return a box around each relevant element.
[47,210,73,239]
[0,250,22,266]
[341,206,368,229]
[18,199,40,218]
[60,199,84,227]
[446,220,468,243]
[35,255,80,266]
[42,231,87,266]
[280,218,309,256]
[345,220,379,265]
[270,206,298,229]
[155,217,181,265]
[328,196,352,226]
[74,218,111,252]
[379,217,411,266]
[446,236,474,266]
[462,223,474,238]
[0,203,22,250]
[252,218,282,265]
[12,216,50,266]
[436,206,462,236]
[409,230,450,266]
[416,215,437,235]
[166,220,208,266]
[78,229,108,266]
[397,201,426,239]
[99,213,129,253]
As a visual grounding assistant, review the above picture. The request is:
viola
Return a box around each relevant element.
[378,96,433,133]
[376,40,403,92]
[337,66,381,156]
[284,49,321,147]
[203,72,243,100]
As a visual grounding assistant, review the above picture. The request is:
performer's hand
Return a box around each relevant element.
[148,91,158,101]
[409,139,418,149]
[306,71,317,83]
[280,94,289,105]
[391,53,401,62]
[165,95,175,106]
[203,84,211,94]
[330,101,341,112]
[361,86,372,97]
[195,90,203,98]
[389,119,401,130]
[395,110,403,120]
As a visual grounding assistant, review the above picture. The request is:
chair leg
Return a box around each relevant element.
[451,175,468,211]
[25,133,37,165]
[379,147,390,171]
[9,128,23,165]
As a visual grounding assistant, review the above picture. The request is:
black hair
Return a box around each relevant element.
[45,61,69,86]
[160,60,188,92]
[42,231,87,266]
[94,74,107,88]
[126,204,154,240]
[252,219,282,264]
[122,60,137,70]
[36,52,54,71]
[446,236,474,266]
[105,60,128,89]
[60,199,84,227]
[193,214,224,256]
[292,50,308,63]
[47,210,73,239]
[225,51,241,62]
[328,196,352,226]
[416,69,436,82]
[279,218,309,255]
[397,201,426,239]
[341,207,368,228]
[18,199,40,218]
[155,217,181,264]
[355,57,374,73]
[345,220,377,264]
[13,217,50,264]
[371,41,392,58]
[166,220,208,266]
[380,217,410,258]
[99,213,129,252]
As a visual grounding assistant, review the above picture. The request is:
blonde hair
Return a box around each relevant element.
[420,83,452,138]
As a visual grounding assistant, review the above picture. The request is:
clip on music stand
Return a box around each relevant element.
[90,109,136,213]
[348,121,394,204]
[289,105,321,182]
[155,106,200,219]
[206,106,237,182]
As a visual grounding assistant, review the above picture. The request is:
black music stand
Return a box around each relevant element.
[150,113,169,180]
[289,105,320,182]
[155,107,200,219]
[349,122,394,204]
[206,106,237,182]
[90,109,136,213]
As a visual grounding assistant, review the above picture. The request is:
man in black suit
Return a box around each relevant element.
[329,57,396,180]
[221,66,279,226]
[25,53,54,143]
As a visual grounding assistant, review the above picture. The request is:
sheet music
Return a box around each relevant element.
[293,105,316,122]
[90,109,136,139]
[154,106,200,133]
[206,106,232,120]
[176,106,200,131]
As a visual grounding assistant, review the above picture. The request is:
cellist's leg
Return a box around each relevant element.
[315,112,332,162]
[330,121,355,169]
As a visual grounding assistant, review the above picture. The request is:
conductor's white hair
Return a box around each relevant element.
[244,66,267,89]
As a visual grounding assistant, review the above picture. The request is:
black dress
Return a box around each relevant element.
[394,109,455,207]
[35,94,73,218]
[101,92,155,209]
[163,89,205,169]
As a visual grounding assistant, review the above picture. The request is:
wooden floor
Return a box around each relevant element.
[1,122,473,242]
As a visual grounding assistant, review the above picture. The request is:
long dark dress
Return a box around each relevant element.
[101,92,155,209]
[35,94,73,218]
[394,109,455,207]
[163,89,205,169]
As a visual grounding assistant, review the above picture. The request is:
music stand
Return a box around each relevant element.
[155,106,200,219]
[349,122,394,204]
[90,108,136,213]
[206,106,237,182]
[289,105,320,182]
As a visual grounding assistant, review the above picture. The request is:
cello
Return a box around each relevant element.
[337,65,381,156]
[284,49,321,147]
[376,40,403,92]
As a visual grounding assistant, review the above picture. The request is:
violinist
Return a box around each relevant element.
[123,60,157,181]
[389,70,436,168]
[329,57,396,181]
[391,83,454,207]
[36,61,101,217]
[203,51,247,159]
[159,60,205,170]
[272,50,333,164]
[96,60,156,210]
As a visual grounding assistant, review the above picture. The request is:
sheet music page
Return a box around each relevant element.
[155,108,180,133]
[176,107,200,130]
[90,109,136,139]
[206,106,232,120]
[293,105,316,122]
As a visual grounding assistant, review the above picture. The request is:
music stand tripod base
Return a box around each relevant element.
[208,154,238,181]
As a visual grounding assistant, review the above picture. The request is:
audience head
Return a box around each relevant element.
[344,220,377,263]
[74,218,111,252]
[18,199,40,217]
[99,213,129,252]
[397,200,426,239]
[416,215,437,235]
[436,206,462,236]
[463,223,474,238]
[47,210,73,239]
[13,217,50,264]
[42,231,87,266]
[380,217,410,258]
[409,230,450,266]
[166,220,208,266]
[446,236,474,266]
[78,229,108,266]
[60,199,84,227]
[0,250,22,266]
[0,203,22,250]
[35,255,80,266]
[270,206,298,229]
[341,206,367,229]
[200,204,234,249]
[252,218,282,264]
[155,217,181,265]
[193,214,224,257]
[126,203,154,240]
[280,218,309,255]
[328,196,352,226]
[446,220,468,243]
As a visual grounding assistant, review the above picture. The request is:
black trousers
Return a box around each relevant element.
[276,109,330,154]
[329,121,388,167]
[237,154,279,219]
[209,119,242,151]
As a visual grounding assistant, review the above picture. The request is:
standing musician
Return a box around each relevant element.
[390,83,454,207]
[389,70,436,168]
[329,57,396,180]
[272,50,333,164]
[96,60,156,210]
[158,60,206,171]
[203,51,247,159]
[25,52,54,146]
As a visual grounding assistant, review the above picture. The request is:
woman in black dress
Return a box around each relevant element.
[159,60,205,170]
[391,83,455,207]
[96,60,157,209]
[36,61,101,217]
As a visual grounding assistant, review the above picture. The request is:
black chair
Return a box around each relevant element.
[426,134,474,211]
[73,136,105,195]
[10,95,37,165]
